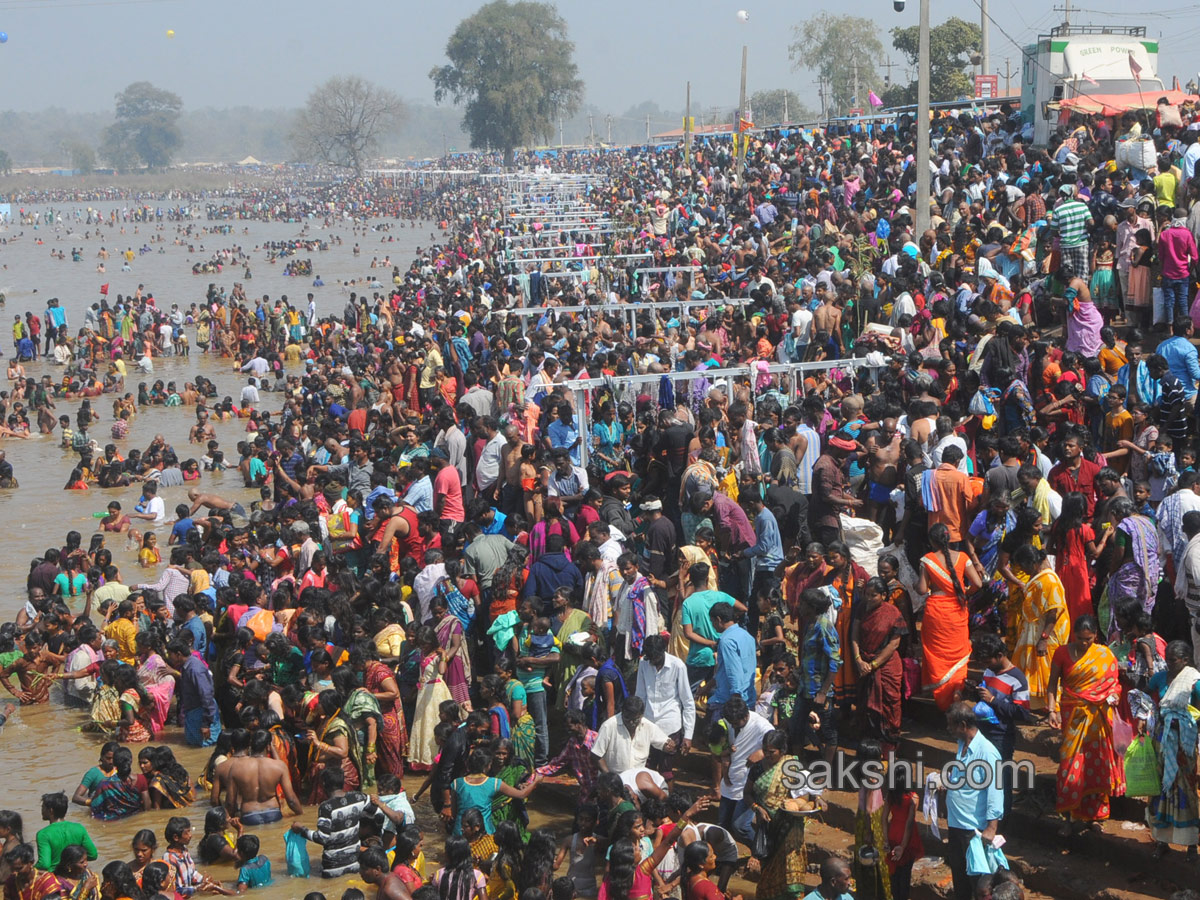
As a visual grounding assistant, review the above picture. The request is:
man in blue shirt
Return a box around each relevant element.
[743,493,784,620]
[708,602,756,718]
[944,701,1005,900]
[1156,319,1200,401]
[801,857,854,900]
[547,401,582,466]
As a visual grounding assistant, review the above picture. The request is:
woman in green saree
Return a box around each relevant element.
[334,666,381,793]
[495,656,536,766]
[750,729,816,900]
[489,738,531,832]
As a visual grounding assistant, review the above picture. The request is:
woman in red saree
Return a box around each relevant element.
[851,577,907,752]
[358,654,408,777]
[820,541,870,710]
[1047,614,1125,835]
[917,524,984,710]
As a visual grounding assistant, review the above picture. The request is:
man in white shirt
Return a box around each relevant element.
[717,695,774,846]
[635,635,696,773]
[590,696,674,773]
[412,549,447,624]
[129,481,166,525]
[474,417,505,496]
[240,378,261,407]
[1177,511,1200,665]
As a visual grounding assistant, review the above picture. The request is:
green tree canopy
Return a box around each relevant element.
[749,89,817,125]
[291,76,405,176]
[789,14,883,115]
[100,82,183,170]
[888,17,981,104]
[430,0,583,166]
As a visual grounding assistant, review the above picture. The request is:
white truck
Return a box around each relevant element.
[1021,25,1165,146]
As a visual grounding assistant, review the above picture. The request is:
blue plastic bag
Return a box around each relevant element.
[965,833,1008,877]
[284,829,311,878]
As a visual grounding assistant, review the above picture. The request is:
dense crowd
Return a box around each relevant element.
[8,97,1200,900]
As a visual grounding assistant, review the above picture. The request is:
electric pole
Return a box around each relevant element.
[645,114,651,143]
[588,114,595,146]
[735,44,748,186]
[1004,58,1012,94]
[606,114,612,144]
[915,0,931,237]
[981,0,990,79]
[880,55,897,91]
[559,116,563,148]
[1053,0,1072,30]
[684,81,693,166]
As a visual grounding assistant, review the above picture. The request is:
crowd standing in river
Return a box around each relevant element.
[7,101,1200,900]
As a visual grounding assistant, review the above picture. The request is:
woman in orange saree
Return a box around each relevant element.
[1047,615,1125,835]
[916,524,983,711]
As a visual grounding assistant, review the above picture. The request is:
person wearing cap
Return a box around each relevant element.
[809,435,862,547]
[1116,198,1153,309]
[641,497,677,592]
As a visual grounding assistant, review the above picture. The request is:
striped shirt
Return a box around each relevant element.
[1050,199,1093,247]
[301,791,381,877]
[1160,373,1190,440]
[977,665,1031,757]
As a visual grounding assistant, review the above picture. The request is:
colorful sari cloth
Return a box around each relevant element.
[504,679,536,766]
[149,772,194,808]
[90,774,143,820]
[1106,515,1160,626]
[268,723,300,792]
[491,761,531,830]
[6,871,68,900]
[119,688,153,743]
[308,714,361,802]
[1054,642,1125,821]
[137,652,176,736]
[857,601,906,747]
[853,788,892,900]
[967,509,1017,633]
[823,564,869,705]
[919,551,972,710]
[87,683,120,736]
[364,660,408,777]
[342,687,382,793]
[437,613,472,705]
[488,703,511,739]
[670,545,717,659]
[409,653,453,770]
[1147,665,1200,846]
[554,606,594,710]
[751,755,809,900]
[1010,569,1070,710]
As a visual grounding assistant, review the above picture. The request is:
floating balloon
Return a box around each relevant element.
[736,10,749,22]
[0,33,8,43]
[166,29,175,38]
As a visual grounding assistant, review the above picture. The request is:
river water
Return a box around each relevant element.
[0,203,441,895]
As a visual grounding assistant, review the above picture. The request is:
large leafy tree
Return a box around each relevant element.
[789,14,884,115]
[430,0,583,167]
[291,76,405,176]
[888,17,981,104]
[101,82,183,170]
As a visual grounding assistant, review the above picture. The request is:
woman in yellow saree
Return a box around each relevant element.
[1047,615,1125,836]
[1010,545,1070,710]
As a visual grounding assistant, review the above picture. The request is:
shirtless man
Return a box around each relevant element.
[495,424,525,517]
[358,847,413,900]
[188,488,246,520]
[189,409,216,444]
[226,729,303,824]
[863,418,901,541]
[812,284,843,354]
[210,727,251,809]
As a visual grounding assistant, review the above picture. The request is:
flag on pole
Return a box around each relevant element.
[1081,71,1099,86]
[1129,53,1143,82]
[99,283,109,296]
[868,90,884,107]
[738,117,754,132]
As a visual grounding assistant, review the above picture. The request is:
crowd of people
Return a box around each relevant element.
[9,98,1200,900]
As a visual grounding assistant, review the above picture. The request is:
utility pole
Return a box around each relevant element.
[1004,57,1012,94]
[852,52,860,116]
[559,116,563,148]
[684,81,693,166]
[735,44,748,186]
[442,132,447,159]
[588,114,595,146]
[783,90,789,124]
[645,114,651,143]
[1053,0,1072,30]
[880,55,897,90]
[915,0,931,237]
[606,114,612,144]
[981,0,990,79]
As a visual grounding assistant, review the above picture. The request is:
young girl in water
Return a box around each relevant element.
[165,816,234,897]
[139,532,161,568]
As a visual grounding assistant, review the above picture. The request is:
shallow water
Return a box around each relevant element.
[0,204,446,895]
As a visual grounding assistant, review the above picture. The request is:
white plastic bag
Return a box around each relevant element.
[839,514,884,575]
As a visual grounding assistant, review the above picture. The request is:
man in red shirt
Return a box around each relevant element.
[430,448,465,525]
[1047,434,1102,517]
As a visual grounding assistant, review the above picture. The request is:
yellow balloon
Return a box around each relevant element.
[166,29,175,37]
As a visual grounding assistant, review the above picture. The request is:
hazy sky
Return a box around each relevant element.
[1,0,1193,121]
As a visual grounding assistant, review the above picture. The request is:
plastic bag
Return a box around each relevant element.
[1124,735,1162,798]
[965,833,1009,876]
[284,829,311,878]
[839,514,884,576]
